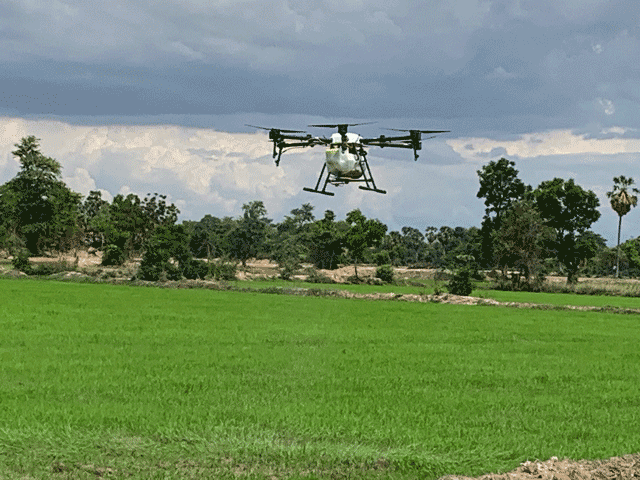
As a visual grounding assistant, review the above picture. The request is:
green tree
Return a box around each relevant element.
[227,201,272,267]
[137,224,192,281]
[606,176,638,277]
[80,190,110,248]
[533,178,601,283]
[476,158,528,267]
[494,199,553,287]
[271,203,316,276]
[0,136,81,254]
[308,210,344,269]
[400,226,426,266]
[343,209,387,279]
[188,214,234,259]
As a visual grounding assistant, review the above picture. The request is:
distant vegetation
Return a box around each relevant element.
[2,135,639,287]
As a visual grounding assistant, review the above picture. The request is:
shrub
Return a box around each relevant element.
[29,260,76,276]
[182,259,209,280]
[137,261,163,281]
[375,264,394,283]
[372,250,391,266]
[12,249,32,274]
[305,268,335,284]
[447,266,473,296]
[278,258,300,280]
[211,260,237,281]
[102,244,126,266]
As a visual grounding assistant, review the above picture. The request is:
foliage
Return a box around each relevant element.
[105,192,180,259]
[372,249,391,266]
[11,249,31,274]
[308,210,344,270]
[28,260,76,276]
[304,267,335,284]
[476,158,529,266]
[181,258,209,280]
[0,136,82,255]
[494,199,554,286]
[188,214,234,259]
[80,190,110,248]
[136,225,191,281]
[375,264,395,283]
[447,265,474,296]
[343,209,387,278]
[606,175,638,277]
[227,201,272,266]
[101,243,126,266]
[278,257,300,280]
[209,259,237,281]
[533,178,601,283]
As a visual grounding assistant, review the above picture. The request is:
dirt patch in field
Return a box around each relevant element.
[238,260,439,283]
[28,249,103,268]
[441,453,640,480]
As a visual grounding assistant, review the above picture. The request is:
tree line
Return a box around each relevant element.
[1,136,638,284]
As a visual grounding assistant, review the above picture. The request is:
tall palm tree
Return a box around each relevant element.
[606,176,639,277]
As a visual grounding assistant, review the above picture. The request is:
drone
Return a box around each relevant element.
[247,123,449,196]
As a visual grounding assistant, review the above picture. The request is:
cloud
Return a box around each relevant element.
[448,129,640,162]
[597,98,615,115]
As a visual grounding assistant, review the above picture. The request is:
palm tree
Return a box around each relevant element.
[606,176,639,277]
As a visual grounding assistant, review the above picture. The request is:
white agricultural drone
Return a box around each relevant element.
[247,122,449,196]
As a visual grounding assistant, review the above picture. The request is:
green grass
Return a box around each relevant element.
[229,277,640,310]
[476,289,640,309]
[1,278,640,479]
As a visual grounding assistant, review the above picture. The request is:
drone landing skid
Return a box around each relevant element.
[302,186,335,196]
[303,158,387,196]
[359,186,387,194]
[303,164,335,196]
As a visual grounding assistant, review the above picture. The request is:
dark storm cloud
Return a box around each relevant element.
[1,0,637,134]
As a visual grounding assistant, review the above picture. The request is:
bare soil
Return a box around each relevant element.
[441,453,640,480]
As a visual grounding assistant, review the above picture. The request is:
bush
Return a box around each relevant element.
[102,244,126,266]
[278,258,300,280]
[137,261,163,281]
[375,264,394,283]
[305,268,335,284]
[211,260,237,281]
[12,249,32,274]
[182,259,209,280]
[30,260,76,276]
[447,266,474,296]
[372,250,391,266]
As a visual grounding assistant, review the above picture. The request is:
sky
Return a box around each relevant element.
[1,0,640,245]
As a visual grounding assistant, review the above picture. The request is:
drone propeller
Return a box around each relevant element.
[308,122,377,128]
[309,122,376,145]
[245,124,307,133]
[382,128,450,134]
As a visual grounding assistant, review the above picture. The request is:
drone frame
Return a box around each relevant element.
[302,146,386,196]
[247,123,449,195]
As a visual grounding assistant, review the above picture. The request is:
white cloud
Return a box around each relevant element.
[486,66,517,80]
[597,98,615,115]
[448,129,640,162]
[0,116,315,221]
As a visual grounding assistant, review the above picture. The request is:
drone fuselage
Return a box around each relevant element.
[325,132,364,179]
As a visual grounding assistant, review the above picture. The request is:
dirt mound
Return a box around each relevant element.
[441,454,640,480]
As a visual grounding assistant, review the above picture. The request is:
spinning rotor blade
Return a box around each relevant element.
[245,124,307,133]
[382,128,450,134]
[309,122,377,128]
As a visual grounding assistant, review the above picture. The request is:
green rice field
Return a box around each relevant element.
[1,277,640,479]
